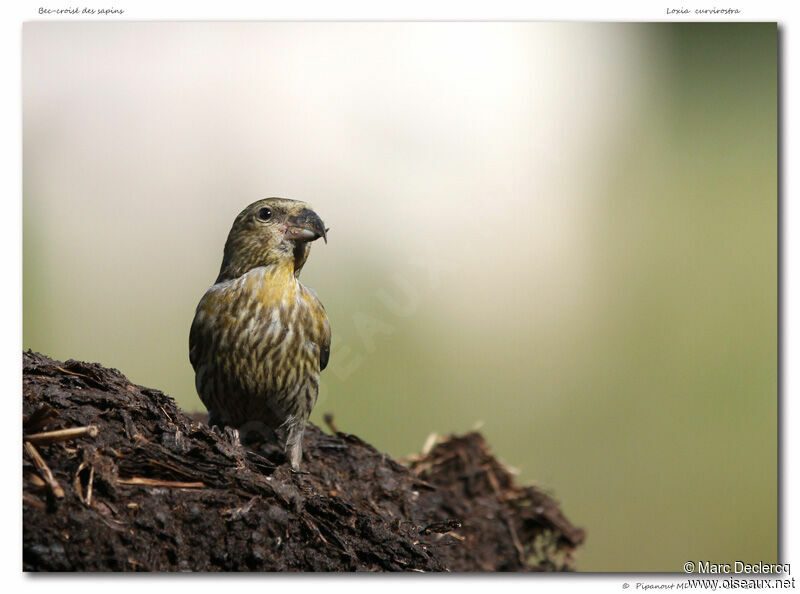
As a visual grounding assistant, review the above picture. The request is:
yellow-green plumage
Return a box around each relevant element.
[189,198,330,469]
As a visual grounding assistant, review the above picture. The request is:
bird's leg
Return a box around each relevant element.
[208,411,223,430]
[284,419,305,471]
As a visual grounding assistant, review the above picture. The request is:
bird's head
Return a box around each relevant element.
[216,198,328,282]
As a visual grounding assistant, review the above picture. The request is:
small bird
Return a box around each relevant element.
[189,198,330,469]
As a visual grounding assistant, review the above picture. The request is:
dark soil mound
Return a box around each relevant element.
[22,350,585,571]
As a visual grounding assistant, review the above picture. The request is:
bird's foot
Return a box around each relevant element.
[223,426,241,447]
[210,424,242,448]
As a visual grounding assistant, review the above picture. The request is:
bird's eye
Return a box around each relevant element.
[256,207,273,222]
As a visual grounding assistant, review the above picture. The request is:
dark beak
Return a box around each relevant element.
[285,208,328,244]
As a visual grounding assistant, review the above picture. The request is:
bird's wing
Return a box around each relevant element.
[188,305,204,369]
[302,284,331,372]
[188,287,225,372]
[319,314,331,371]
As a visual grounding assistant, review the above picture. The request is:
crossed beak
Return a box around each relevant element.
[285,208,328,244]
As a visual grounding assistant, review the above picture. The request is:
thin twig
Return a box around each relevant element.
[86,465,95,506]
[25,425,98,446]
[421,432,439,456]
[24,471,47,490]
[117,477,205,489]
[74,461,87,503]
[24,441,65,498]
[74,461,95,507]
[159,406,174,424]
[55,365,94,381]
[420,519,462,535]
[223,496,260,520]
[322,413,338,434]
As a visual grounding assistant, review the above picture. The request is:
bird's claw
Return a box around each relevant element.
[210,424,242,448]
[224,426,242,447]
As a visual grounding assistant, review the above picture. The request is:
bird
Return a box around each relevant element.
[189,198,330,470]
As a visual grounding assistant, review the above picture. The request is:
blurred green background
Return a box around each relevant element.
[22,22,776,571]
